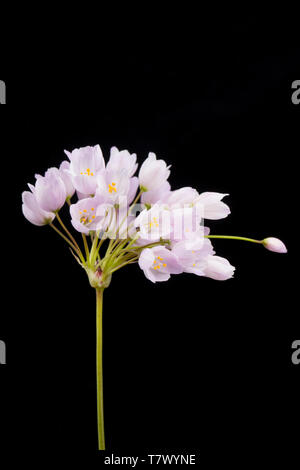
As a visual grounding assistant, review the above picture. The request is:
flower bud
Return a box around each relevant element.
[263,237,287,253]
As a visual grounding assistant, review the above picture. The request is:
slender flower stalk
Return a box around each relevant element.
[50,223,79,252]
[206,235,263,244]
[82,233,90,260]
[96,288,105,450]
[55,211,82,254]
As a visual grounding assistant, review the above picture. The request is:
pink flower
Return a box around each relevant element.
[165,187,199,209]
[139,246,183,283]
[203,255,235,280]
[97,169,139,205]
[141,182,171,206]
[170,207,203,244]
[59,161,75,199]
[172,237,214,275]
[134,204,172,242]
[35,168,67,212]
[139,152,171,192]
[70,197,114,235]
[195,192,230,220]
[22,190,55,226]
[65,145,105,196]
[106,147,138,177]
[263,237,287,253]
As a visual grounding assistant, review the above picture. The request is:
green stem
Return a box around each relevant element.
[56,212,81,248]
[82,234,90,261]
[89,232,99,266]
[108,256,139,274]
[206,235,262,244]
[96,288,105,451]
[50,223,79,253]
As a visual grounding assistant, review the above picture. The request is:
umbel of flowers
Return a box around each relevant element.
[22,145,287,450]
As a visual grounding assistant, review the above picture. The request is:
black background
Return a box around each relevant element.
[1,12,299,467]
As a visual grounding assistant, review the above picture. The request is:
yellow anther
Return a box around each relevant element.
[163,263,167,268]
[80,172,83,175]
[90,172,94,176]
[89,219,92,223]
[92,215,96,219]
[157,256,163,261]
[83,210,87,213]
[193,263,196,267]
[91,208,95,211]
[109,183,117,193]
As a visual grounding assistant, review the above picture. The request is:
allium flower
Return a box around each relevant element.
[138,246,183,283]
[65,145,105,196]
[59,161,76,199]
[21,142,287,451]
[172,237,215,275]
[139,152,171,192]
[194,192,230,220]
[170,207,203,244]
[35,168,67,213]
[203,255,235,280]
[97,169,139,205]
[165,187,199,209]
[22,190,55,226]
[141,181,171,206]
[70,197,114,235]
[106,147,138,177]
[134,204,172,242]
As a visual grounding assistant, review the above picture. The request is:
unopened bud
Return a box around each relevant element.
[263,237,287,254]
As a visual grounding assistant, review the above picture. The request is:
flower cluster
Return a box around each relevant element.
[22,145,287,287]
[22,143,287,452]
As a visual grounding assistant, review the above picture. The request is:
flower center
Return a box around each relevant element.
[79,207,96,225]
[153,256,167,270]
[149,217,159,229]
[108,182,117,193]
[80,168,94,176]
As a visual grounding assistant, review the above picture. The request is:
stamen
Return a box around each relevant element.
[109,183,117,193]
